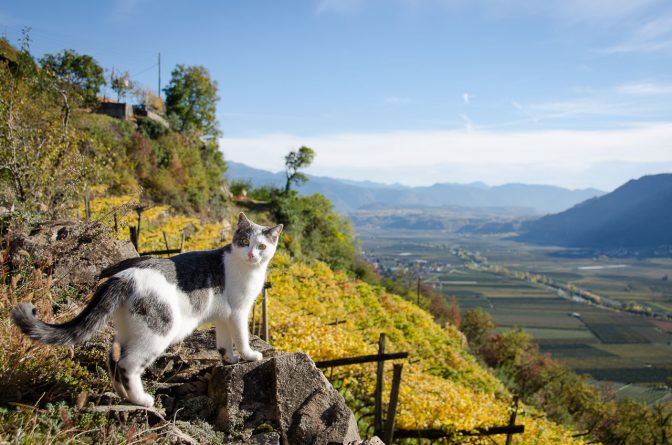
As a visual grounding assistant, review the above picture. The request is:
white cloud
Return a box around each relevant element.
[462,92,470,105]
[617,82,672,95]
[384,96,412,105]
[604,12,672,53]
[220,122,672,189]
[459,113,474,132]
[526,98,655,119]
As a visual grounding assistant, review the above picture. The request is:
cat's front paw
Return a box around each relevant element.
[241,350,263,362]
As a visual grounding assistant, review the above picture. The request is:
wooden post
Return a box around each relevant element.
[135,207,143,251]
[84,187,91,221]
[505,397,519,445]
[375,333,386,435]
[262,282,271,342]
[179,231,186,253]
[162,231,170,254]
[251,303,257,337]
[383,364,403,445]
[129,226,138,251]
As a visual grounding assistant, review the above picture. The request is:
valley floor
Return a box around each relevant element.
[359,228,672,402]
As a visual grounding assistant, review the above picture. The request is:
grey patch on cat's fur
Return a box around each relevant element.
[262,226,282,243]
[233,227,254,247]
[130,294,173,335]
[11,276,133,345]
[100,256,155,279]
[102,248,228,314]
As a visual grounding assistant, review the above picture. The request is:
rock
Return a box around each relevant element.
[173,395,216,421]
[360,438,385,445]
[7,220,138,291]
[250,432,281,445]
[209,350,361,445]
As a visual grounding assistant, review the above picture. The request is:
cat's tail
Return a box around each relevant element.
[11,276,132,345]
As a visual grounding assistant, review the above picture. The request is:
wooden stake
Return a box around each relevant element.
[262,282,270,342]
[162,231,170,255]
[375,333,386,435]
[383,364,403,445]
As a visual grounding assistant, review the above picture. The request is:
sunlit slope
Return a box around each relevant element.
[88,196,588,443]
[268,252,589,444]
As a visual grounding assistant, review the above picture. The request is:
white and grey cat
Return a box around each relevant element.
[11,212,282,407]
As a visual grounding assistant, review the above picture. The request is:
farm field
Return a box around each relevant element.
[359,228,672,388]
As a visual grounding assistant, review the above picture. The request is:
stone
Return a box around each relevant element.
[208,349,361,445]
[249,432,281,445]
[7,220,138,292]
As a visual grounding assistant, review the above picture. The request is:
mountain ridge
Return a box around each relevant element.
[517,173,672,250]
[226,161,604,214]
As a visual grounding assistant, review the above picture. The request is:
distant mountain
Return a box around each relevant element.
[226,161,604,214]
[518,174,672,249]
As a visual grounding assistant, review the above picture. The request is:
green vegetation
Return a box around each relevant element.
[0,36,99,221]
[39,48,106,106]
[459,307,672,445]
[0,36,227,222]
[282,145,315,194]
[164,64,219,137]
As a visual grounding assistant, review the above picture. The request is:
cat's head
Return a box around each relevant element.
[230,212,283,266]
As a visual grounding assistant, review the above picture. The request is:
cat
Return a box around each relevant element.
[11,212,283,408]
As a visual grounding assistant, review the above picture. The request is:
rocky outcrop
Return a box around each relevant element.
[91,330,369,444]
[7,220,137,291]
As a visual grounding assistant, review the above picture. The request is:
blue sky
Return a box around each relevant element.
[2,0,672,190]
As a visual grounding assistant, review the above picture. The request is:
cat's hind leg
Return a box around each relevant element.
[108,338,166,407]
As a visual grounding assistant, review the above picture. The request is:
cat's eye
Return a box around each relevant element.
[258,243,267,250]
[241,239,249,246]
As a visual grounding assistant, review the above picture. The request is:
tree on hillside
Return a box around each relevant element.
[1,38,99,219]
[39,49,105,106]
[283,146,315,194]
[163,64,219,136]
[461,308,495,352]
[110,70,133,102]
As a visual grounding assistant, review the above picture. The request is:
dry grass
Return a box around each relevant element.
[0,236,178,444]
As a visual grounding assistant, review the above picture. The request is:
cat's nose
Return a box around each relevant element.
[248,251,255,260]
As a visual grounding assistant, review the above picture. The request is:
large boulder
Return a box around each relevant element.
[208,352,361,445]
[7,220,137,291]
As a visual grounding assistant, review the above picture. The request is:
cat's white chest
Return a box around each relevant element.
[223,258,267,309]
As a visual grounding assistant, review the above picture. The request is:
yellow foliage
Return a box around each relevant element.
[266,252,590,444]
[79,194,228,253]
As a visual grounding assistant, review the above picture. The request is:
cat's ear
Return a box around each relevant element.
[264,224,283,243]
[237,212,251,229]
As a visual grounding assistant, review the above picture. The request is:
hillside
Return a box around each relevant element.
[266,252,588,443]
[518,174,672,250]
[227,161,604,214]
